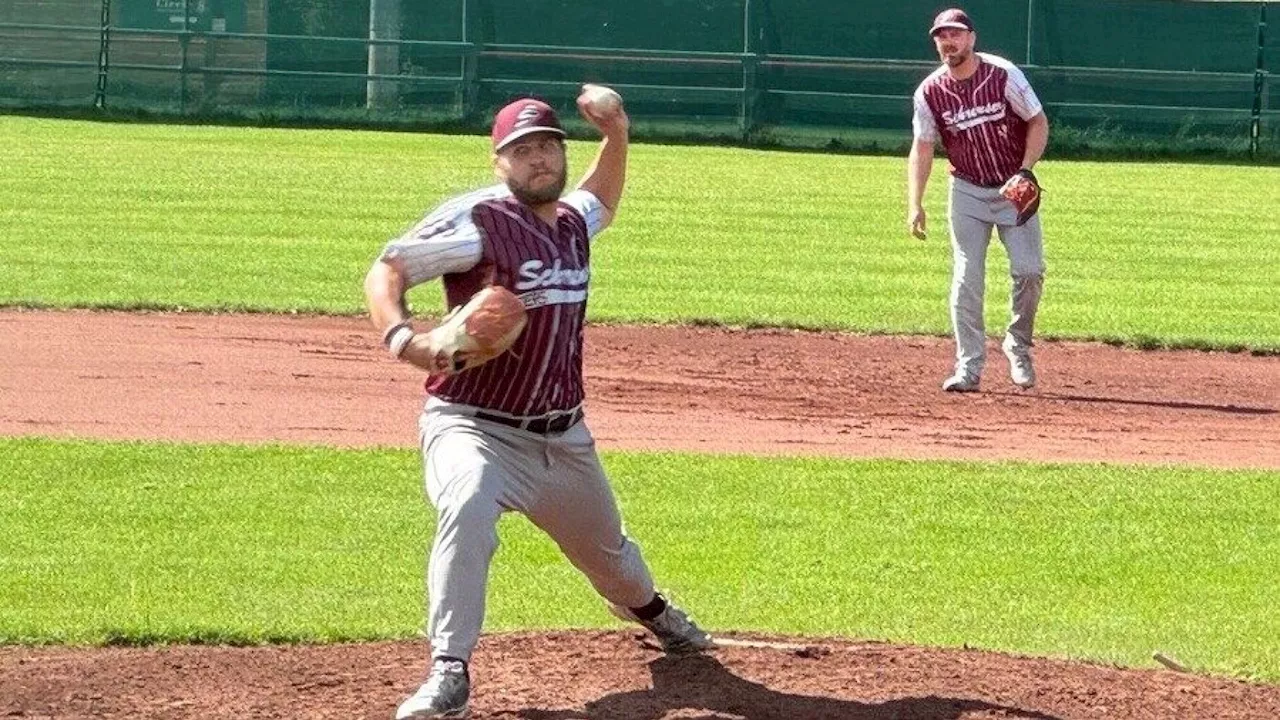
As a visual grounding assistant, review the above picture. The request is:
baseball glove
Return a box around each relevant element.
[392,286,528,375]
[999,168,1042,226]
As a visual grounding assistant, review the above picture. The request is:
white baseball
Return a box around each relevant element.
[581,84,622,115]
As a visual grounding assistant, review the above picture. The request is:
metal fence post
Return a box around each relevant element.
[180,0,191,114]
[367,0,402,110]
[460,0,479,118]
[1251,3,1267,159]
[94,0,111,109]
[1025,0,1035,65]
[740,0,762,138]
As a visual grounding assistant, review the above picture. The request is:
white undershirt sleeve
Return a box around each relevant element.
[378,184,509,288]
[560,189,607,240]
[911,86,939,144]
[1004,65,1044,121]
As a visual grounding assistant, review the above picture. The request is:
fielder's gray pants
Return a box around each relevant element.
[417,399,656,662]
[948,176,1046,376]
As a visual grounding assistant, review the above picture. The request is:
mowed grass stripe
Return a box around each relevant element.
[1,437,1276,681]
[2,116,1278,348]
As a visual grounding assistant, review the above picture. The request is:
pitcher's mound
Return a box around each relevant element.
[4,631,1278,719]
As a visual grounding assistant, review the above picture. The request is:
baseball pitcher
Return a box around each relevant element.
[364,88,713,720]
[907,7,1050,392]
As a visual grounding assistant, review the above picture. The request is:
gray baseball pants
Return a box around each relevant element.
[947,176,1046,377]
[417,398,656,662]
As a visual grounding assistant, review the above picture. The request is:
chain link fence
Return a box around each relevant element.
[1,0,1275,158]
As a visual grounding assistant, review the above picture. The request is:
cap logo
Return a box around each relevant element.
[514,104,541,128]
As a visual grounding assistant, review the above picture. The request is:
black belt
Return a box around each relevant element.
[474,408,583,435]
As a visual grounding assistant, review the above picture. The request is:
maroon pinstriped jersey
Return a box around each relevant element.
[427,196,592,417]
[913,53,1043,188]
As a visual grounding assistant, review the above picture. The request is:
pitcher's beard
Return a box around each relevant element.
[509,171,567,206]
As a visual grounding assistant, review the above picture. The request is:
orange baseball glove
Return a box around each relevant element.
[999,169,1042,227]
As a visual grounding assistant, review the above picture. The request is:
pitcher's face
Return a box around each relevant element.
[495,133,568,205]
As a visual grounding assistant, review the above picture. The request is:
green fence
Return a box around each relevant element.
[1,0,1275,157]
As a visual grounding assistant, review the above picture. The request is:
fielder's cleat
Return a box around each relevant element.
[941,371,981,393]
[611,600,714,654]
[1004,348,1036,389]
[395,658,470,719]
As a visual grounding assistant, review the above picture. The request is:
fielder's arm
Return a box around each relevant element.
[907,139,935,240]
[575,94,630,231]
[1021,112,1049,171]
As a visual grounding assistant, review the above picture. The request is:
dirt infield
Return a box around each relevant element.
[3,309,1279,719]
[3,310,1278,468]
[4,632,1280,720]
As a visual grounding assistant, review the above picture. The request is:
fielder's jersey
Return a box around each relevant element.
[380,184,607,417]
[912,53,1043,188]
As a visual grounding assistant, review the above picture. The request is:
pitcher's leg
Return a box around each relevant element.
[948,186,994,380]
[421,423,509,663]
[524,424,655,609]
[529,423,714,655]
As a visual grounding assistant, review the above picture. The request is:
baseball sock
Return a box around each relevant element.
[434,655,468,673]
[630,593,667,621]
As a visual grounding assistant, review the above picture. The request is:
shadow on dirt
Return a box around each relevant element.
[519,653,1061,719]
[1035,392,1274,415]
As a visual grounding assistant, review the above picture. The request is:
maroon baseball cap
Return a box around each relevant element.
[930,8,975,36]
[491,98,566,151]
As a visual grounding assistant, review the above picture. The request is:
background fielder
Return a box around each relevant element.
[364,89,712,720]
[907,7,1050,392]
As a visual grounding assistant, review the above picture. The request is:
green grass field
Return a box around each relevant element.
[2,116,1278,349]
[2,116,1278,685]
[2,438,1277,681]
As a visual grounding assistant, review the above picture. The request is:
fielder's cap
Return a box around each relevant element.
[930,8,975,36]
[491,98,566,151]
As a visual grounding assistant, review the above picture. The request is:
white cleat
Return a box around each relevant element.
[941,371,981,393]
[1004,348,1037,389]
[395,658,470,719]
[611,599,714,654]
